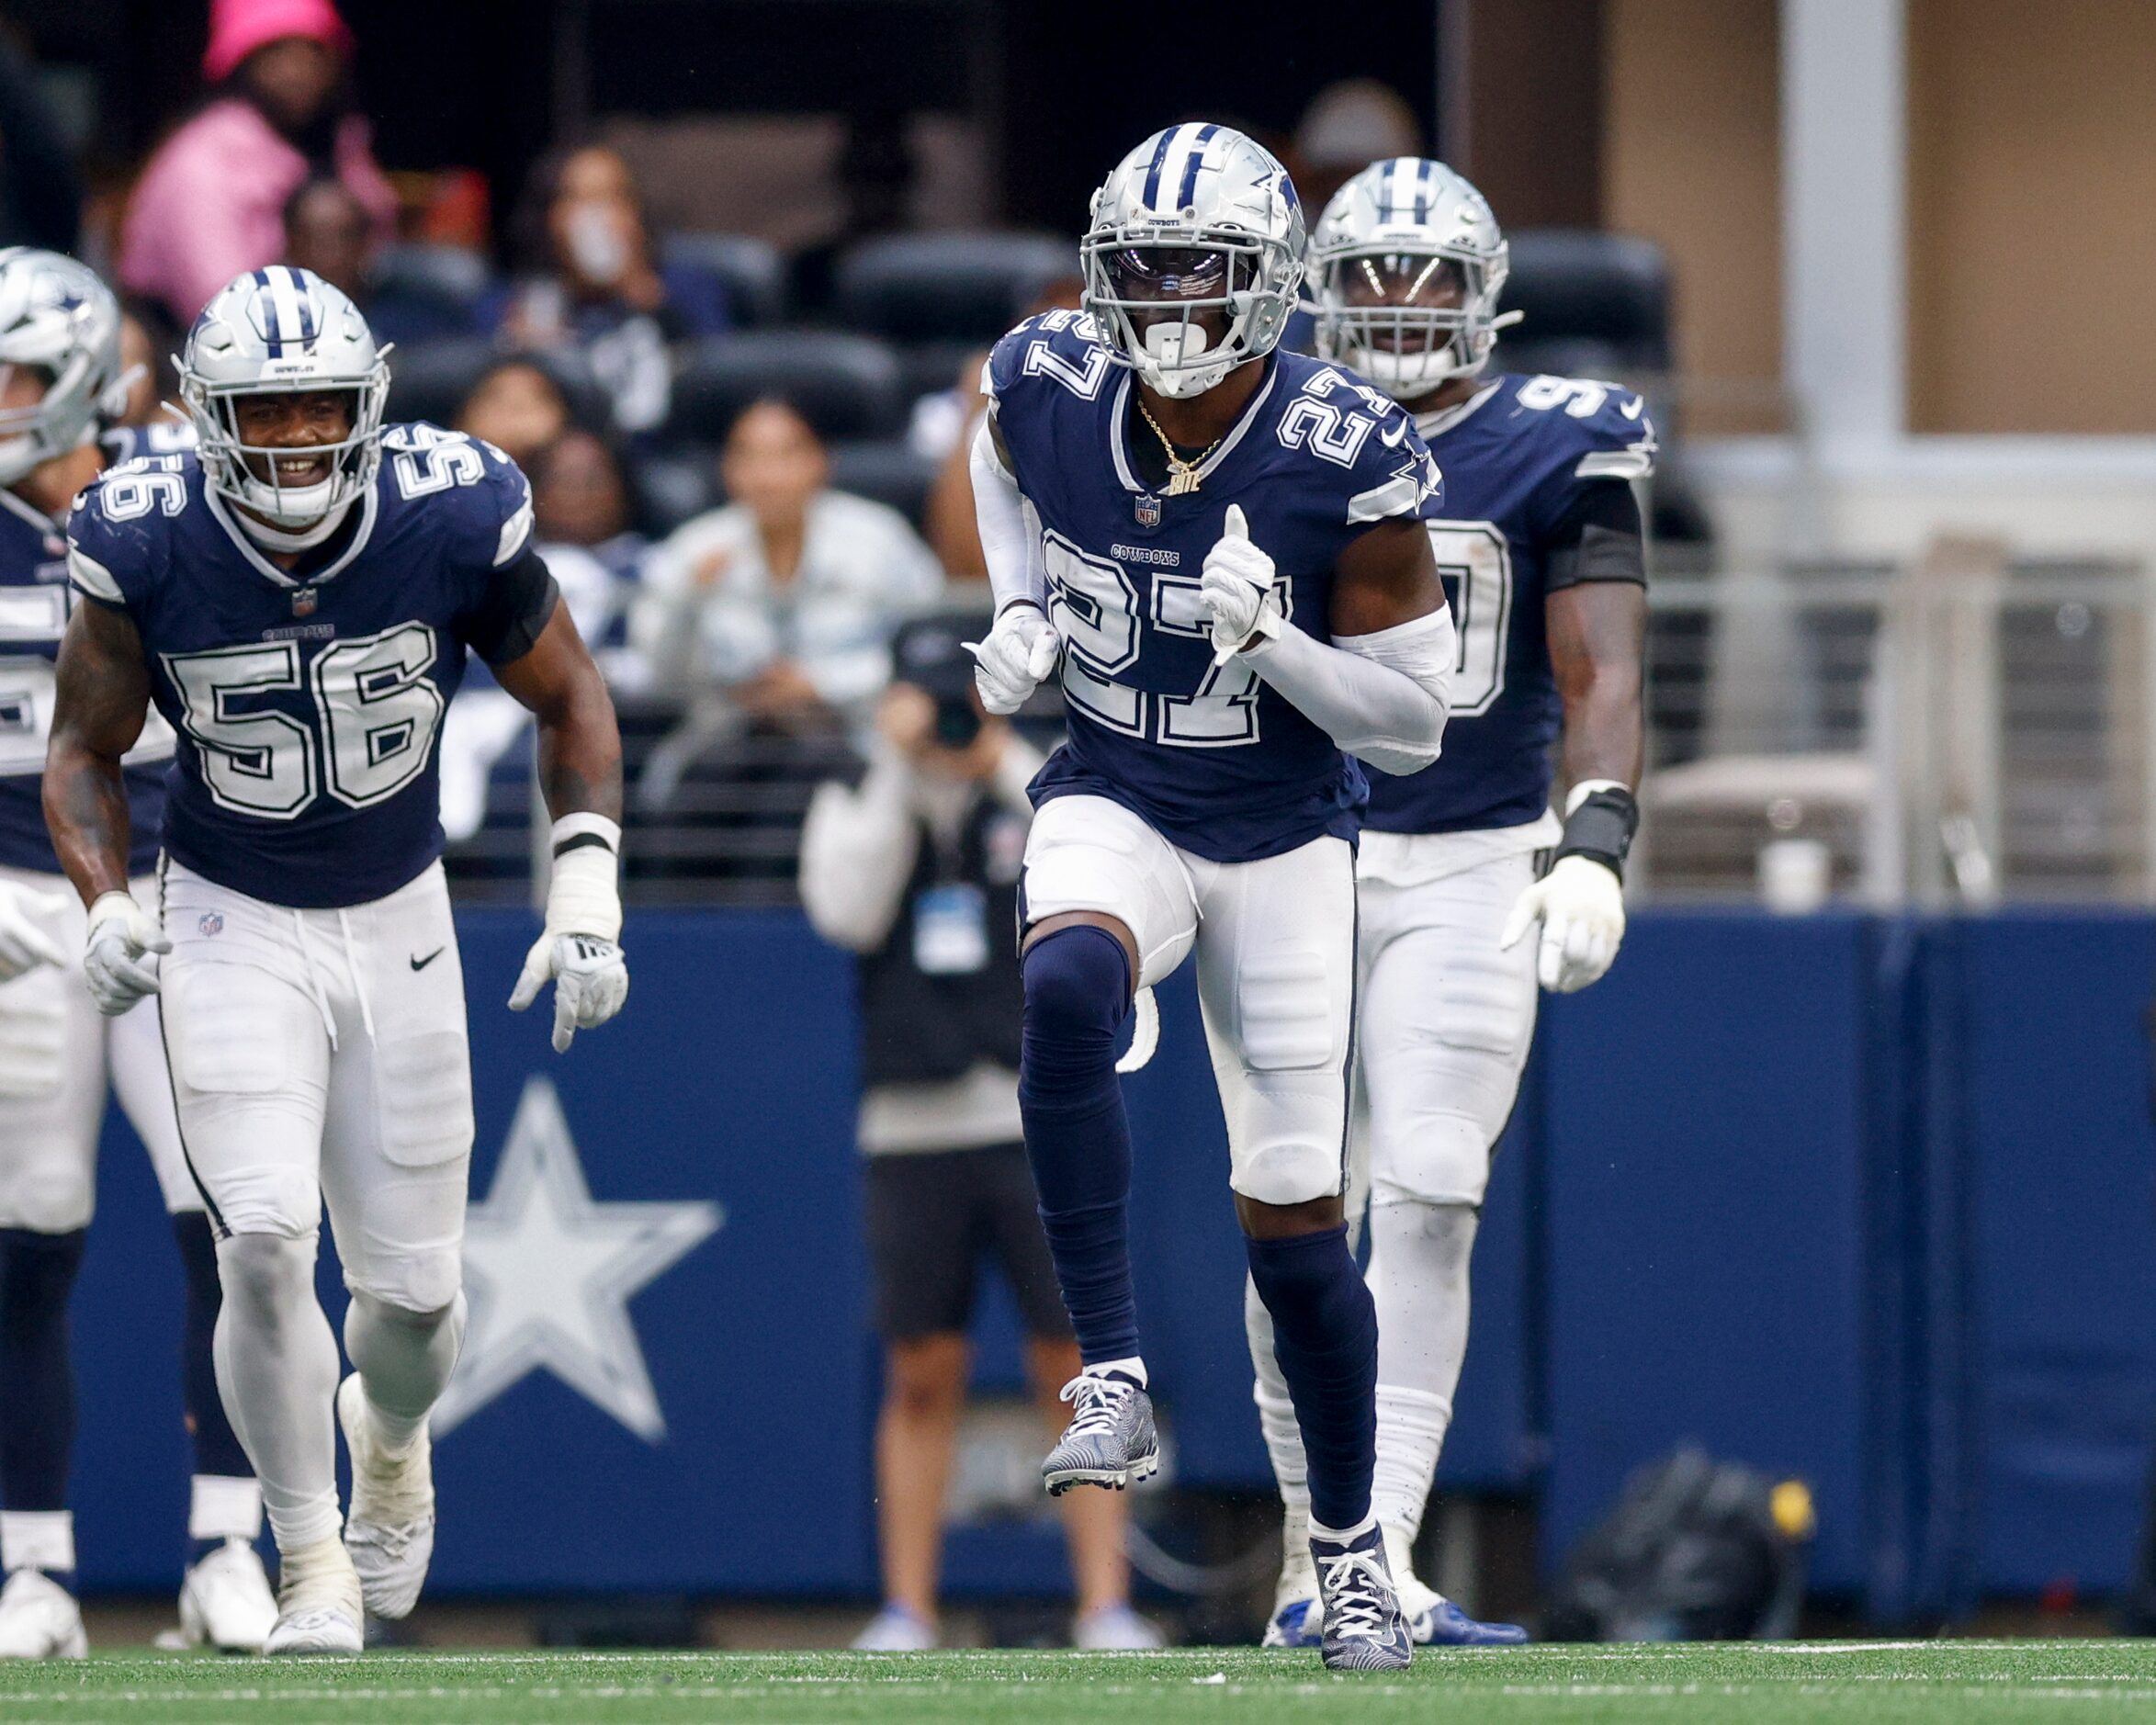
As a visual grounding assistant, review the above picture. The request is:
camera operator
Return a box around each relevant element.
[800,618,1157,1652]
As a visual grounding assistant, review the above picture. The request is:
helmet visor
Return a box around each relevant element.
[1323,251,1475,355]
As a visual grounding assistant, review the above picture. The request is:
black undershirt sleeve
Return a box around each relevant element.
[462,545,561,668]
[1543,479,1647,591]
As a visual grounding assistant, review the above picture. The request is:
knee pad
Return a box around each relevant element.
[204,1165,322,1242]
[214,1231,320,1323]
[1019,926,1129,1099]
[1369,1110,1492,1209]
[1227,1075,1347,1207]
[342,1246,463,1318]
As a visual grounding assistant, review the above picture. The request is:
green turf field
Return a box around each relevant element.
[3,1641,2154,1723]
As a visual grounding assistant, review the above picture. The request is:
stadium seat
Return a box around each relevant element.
[826,439,941,530]
[660,232,787,329]
[667,331,907,444]
[830,231,1076,344]
[384,338,609,434]
[371,242,491,313]
[631,447,717,533]
[1497,231,1671,372]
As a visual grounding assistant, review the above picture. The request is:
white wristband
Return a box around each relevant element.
[86,891,136,934]
[547,816,622,942]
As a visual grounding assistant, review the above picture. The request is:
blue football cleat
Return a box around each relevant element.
[1411,1596,1530,1645]
[1262,1595,1320,1648]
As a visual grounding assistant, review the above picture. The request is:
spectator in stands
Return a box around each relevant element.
[438,427,650,840]
[454,357,574,468]
[119,0,396,330]
[281,176,468,345]
[920,276,1083,581]
[800,618,1157,1654]
[1289,78,1423,215]
[478,144,729,436]
[631,398,942,728]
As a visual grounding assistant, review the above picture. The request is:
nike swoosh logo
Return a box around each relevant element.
[1620,397,1645,420]
[1381,418,1410,447]
[410,947,445,972]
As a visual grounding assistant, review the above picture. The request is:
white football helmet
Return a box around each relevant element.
[0,248,130,487]
[1308,158,1521,400]
[179,265,389,531]
[1081,124,1304,399]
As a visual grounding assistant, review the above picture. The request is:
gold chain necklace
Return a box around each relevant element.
[1134,399,1221,497]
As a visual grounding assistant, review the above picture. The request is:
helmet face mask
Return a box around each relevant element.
[1082,126,1304,400]
[180,267,389,532]
[0,248,128,489]
[1308,160,1516,402]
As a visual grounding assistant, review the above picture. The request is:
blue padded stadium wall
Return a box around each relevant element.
[61,908,2156,1621]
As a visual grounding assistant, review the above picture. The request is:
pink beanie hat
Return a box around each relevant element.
[202,0,355,85]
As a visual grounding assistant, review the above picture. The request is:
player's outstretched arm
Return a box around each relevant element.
[45,600,169,1014]
[1499,570,1647,994]
[493,603,629,1052]
[1201,507,1456,775]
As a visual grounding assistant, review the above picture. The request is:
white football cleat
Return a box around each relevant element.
[263,1536,363,1655]
[177,1538,277,1653]
[1073,1604,1164,1651]
[1262,1533,1319,1648]
[851,1606,936,1651]
[0,1569,85,1658]
[338,1375,435,1620]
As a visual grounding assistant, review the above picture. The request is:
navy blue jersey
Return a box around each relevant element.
[986,310,1444,862]
[1363,373,1654,835]
[0,434,178,876]
[67,424,549,908]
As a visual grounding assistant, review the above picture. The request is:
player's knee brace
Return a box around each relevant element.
[1369,1111,1492,1209]
[1018,926,1130,1102]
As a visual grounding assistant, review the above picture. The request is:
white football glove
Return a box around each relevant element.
[1500,855,1626,994]
[963,601,1060,716]
[0,878,69,983]
[1200,504,1281,660]
[509,817,629,1053]
[83,890,169,1017]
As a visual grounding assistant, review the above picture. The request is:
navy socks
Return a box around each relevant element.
[1247,1223,1378,1532]
[0,1227,85,1512]
[1018,926,1140,1365]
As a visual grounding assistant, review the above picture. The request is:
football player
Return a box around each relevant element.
[0,249,274,1657]
[1252,159,1652,1646]
[45,267,629,1653]
[968,125,1458,1671]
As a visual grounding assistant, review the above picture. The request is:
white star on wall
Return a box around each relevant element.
[433,1076,723,1442]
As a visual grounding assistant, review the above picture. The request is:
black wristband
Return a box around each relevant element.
[1553,784,1639,881]
[553,830,618,860]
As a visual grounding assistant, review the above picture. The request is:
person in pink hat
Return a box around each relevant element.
[118,0,396,331]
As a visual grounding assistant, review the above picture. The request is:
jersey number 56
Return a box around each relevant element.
[162,623,446,818]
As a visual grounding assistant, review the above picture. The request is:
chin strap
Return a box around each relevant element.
[236,495,356,554]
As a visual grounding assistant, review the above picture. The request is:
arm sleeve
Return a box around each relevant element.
[1543,479,1648,590]
[461,545,561,668]
[1241,607,1456,776]
[969,414,1047,615]
[797,750,924,953]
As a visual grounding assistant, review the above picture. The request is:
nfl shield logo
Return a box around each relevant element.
[198,912,223,937]
[291,586,318,617]
[1134,492,1163,528]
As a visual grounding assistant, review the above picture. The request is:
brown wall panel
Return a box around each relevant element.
[1601,0,1783,434]
[1456,0,1605,230]
[1908,0,2156,433]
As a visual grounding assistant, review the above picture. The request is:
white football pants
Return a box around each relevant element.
[0,865,195,1231]
[160,859,474,1552]
[1020,794,1356,1208]
[1249,840,1541,1544]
